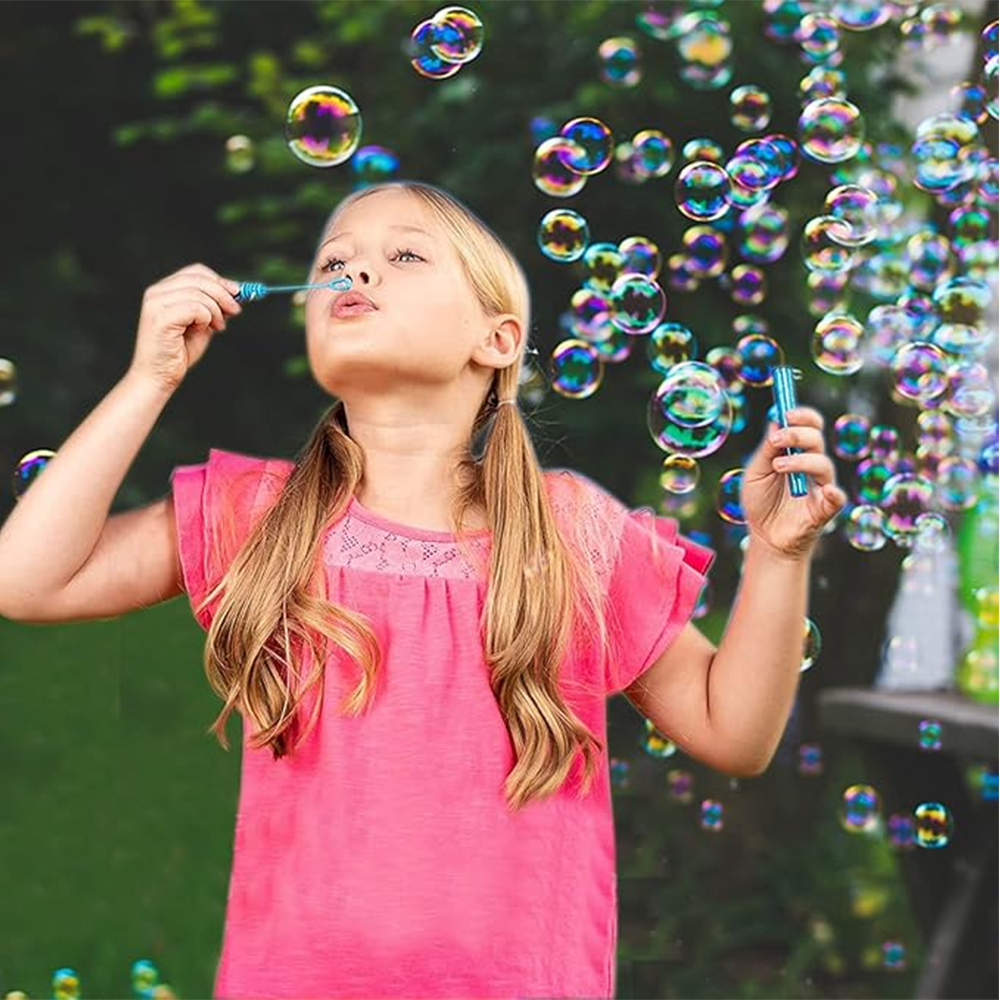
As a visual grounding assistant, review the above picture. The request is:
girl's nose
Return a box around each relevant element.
[348,269,371,285]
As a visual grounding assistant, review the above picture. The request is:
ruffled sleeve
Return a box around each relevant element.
[169,448,294,630]
[604,505,716,695]
[546,469,716,697]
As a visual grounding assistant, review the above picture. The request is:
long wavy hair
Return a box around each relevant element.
[196,181,611,812]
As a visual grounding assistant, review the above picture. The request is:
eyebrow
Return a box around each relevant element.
[318,224,437,251]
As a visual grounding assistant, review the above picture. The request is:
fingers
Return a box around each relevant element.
[772,451,837,486]
[769,425,825,452]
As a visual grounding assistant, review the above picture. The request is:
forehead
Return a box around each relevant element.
[323,189,439,240]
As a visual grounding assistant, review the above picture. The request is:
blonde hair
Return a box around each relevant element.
[197,181,611,812]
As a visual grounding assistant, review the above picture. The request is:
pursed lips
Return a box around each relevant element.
[331,291,378,317]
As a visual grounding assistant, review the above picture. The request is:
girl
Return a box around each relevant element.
[0,180,846,999]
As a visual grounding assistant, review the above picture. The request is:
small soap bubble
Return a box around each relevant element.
[824,184,879,246]
[409,18,463,79]
[888,813,916,848]
[801,65,847,102]
[224,134,255,173]
[699,798,724,831]
[728,264,767,305]
[801,617,822,671]
[682,225,728,278]
[675,161,732,221]
[735,333,784,386]
[285,85,362,167]
[631,128,675,178]
[618,236,662,279]
[840,784,881,833]
[914,801,953,848]
[918,718,943,751]
[834,413,872,460]
[799,97,865,163]
[882,940,907,970]
[533,137,589,197]
[716,469,746,525]
[882,474,935,546]
[429,6,484,64]
[729,84,772,131]
[802,216,857,273]
[599,36,641,87]
[351,144,400,187]
[812,312,865,375]
[798,743,824,775]
[550,339,603,399]
[608,273,667,335]
[667,768,694,803]
[660,454,701,495]
[582,242,625,293]
[682,137,725,164]
[642,717,678,758]
[891,342,949,404]
[558,117,614,175]
[831,1,891,31]
[13,448,57,501]
[738,203,790,263]
[538,209,590,263]
[797,12,841,61]
[0,357,18,408]
[647,322,696,375]
[846,504,887,551]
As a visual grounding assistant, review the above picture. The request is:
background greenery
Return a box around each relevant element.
[0,1,993,997]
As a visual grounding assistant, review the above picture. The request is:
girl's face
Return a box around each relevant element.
[304,188,501,403]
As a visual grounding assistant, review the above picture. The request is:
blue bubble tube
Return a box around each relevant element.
[234,276,352,303]
[771,365,809,498]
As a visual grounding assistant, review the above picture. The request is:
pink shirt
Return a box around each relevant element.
[171,447,715,999]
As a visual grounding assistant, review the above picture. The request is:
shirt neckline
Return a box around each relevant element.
[347,495,492,543]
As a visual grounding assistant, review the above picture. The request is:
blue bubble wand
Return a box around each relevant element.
[234,276,352,303]
[770,365,809,498]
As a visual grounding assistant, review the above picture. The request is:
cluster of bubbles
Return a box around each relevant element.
[840,783,955,848]
[1,959,176,1000]
[407,5,484,79]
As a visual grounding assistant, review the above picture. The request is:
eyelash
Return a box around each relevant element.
[318,247,424,272]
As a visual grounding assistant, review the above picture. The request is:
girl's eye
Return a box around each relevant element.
[318,247,424,273]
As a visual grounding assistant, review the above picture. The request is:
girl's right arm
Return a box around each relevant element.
[0,263,241,622]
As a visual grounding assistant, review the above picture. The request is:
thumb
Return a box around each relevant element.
[819,483,847,521]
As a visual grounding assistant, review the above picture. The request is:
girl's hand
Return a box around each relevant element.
[128,263,243,394]
[741,406,848,562]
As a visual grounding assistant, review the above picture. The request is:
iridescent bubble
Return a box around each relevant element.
[856,457,894,503]
[807,271,850,317]
[763,132,801,180]
[799,97,865,163]
[983,20,999,62]
[883,941,908,970]
[667,768,694,802]
[846,504,887,551]
[647,322,696,375]
[582,242,625,293]
[558,117,614,175]
[716,469,745,524]
[533,137,588,197]
[632,129,675,178]
[666,252,700,292]
[812,312,865,375]
[591,325,634,363]
[537,209,590,263]
[0,358,18,408]
[735,334,784,389]
[699,798,724,831]
[429,6,484,63]
[917,410,954,455]
[834,413,872,460]
[906,230,953,290]
[608,273,667,335]
[824,184,879,245]
[912,113,981,192]
[798,743,824,775]
[682,137,725,163]
[727,138,786,191]
[921,3,964,45]
[869,425,901,464]
[729,85,772,131]
[705,346,744,390]
[550,339,603,399]
[643,717,678,758]
[986,55,999,119]
[728,264,767,306]
[635,7,676,41]
[648,362,734,458]
[802,216,857,272]
[891,342,950,404]
[660,454,701,494]
[618,236,662,279]
[677,13,733,68]
[831,1,891,31]
[935,455,979,511]
[888,813,916,848]
[948,205,991,246]
[800,65,847,102]
[739,203,790,263]
[285,85,362,167]
[13,448,56,501]
[599,36,641,87]
[797,12,841,61]
[682,225,729,278]
[944,361,993,419]
[764,0,809,44]
[409,19,463,79]
[841,784,881,833]
[934,275,991,332]
[224,134,255,173]
[801,617,822,671]
[913,802,953,848]
[918,718,943,751]
[675,161,731,221]
[568,287,612,341]
[882,474,935,545]
[951,80,989,125]
[351,144,400,185]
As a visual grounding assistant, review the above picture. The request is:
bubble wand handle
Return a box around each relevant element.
[771,365,809,499]
[233,276,352,303]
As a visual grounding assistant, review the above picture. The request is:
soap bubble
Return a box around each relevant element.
[797,12,841,61]
[728,263,767,305]
[831,1,892,31]
[608,273,667,334]
[729,84,772,131]
[882,474,935,545]
[660,454,701,494]
[682,137,725,163]
[618,236,662,279]
[558,117,614,175]
[801,617,822,671]
[801,216,857,272]
[599,36,641,87]
[285,85,362,167]
[699,799,724,831]
[631,128,675,178]
[913,802,953,848]
[812,312,865,375]
[224,134,255,173]
[834,413,872,460]
[736,333,784,387]
[533,137,588,197]
[682,225,728,278]
[13,448,56,501]
[716,468,745,524]
[841,784,881,833]
[351,144,400,186]
[647,322,696,375]
[648,362,734,458]
[675,161,731,221]
[891,342,950,404]
[824,184,879,245]
[550,339,603,399]
[538,209,589,263]
[846,504,887,551]
[429,6,484,64]
[918,718,943,751]
[409,19,463,79]
[738,203,790,263]
[582,242,625,293]
[799,97,865,163]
